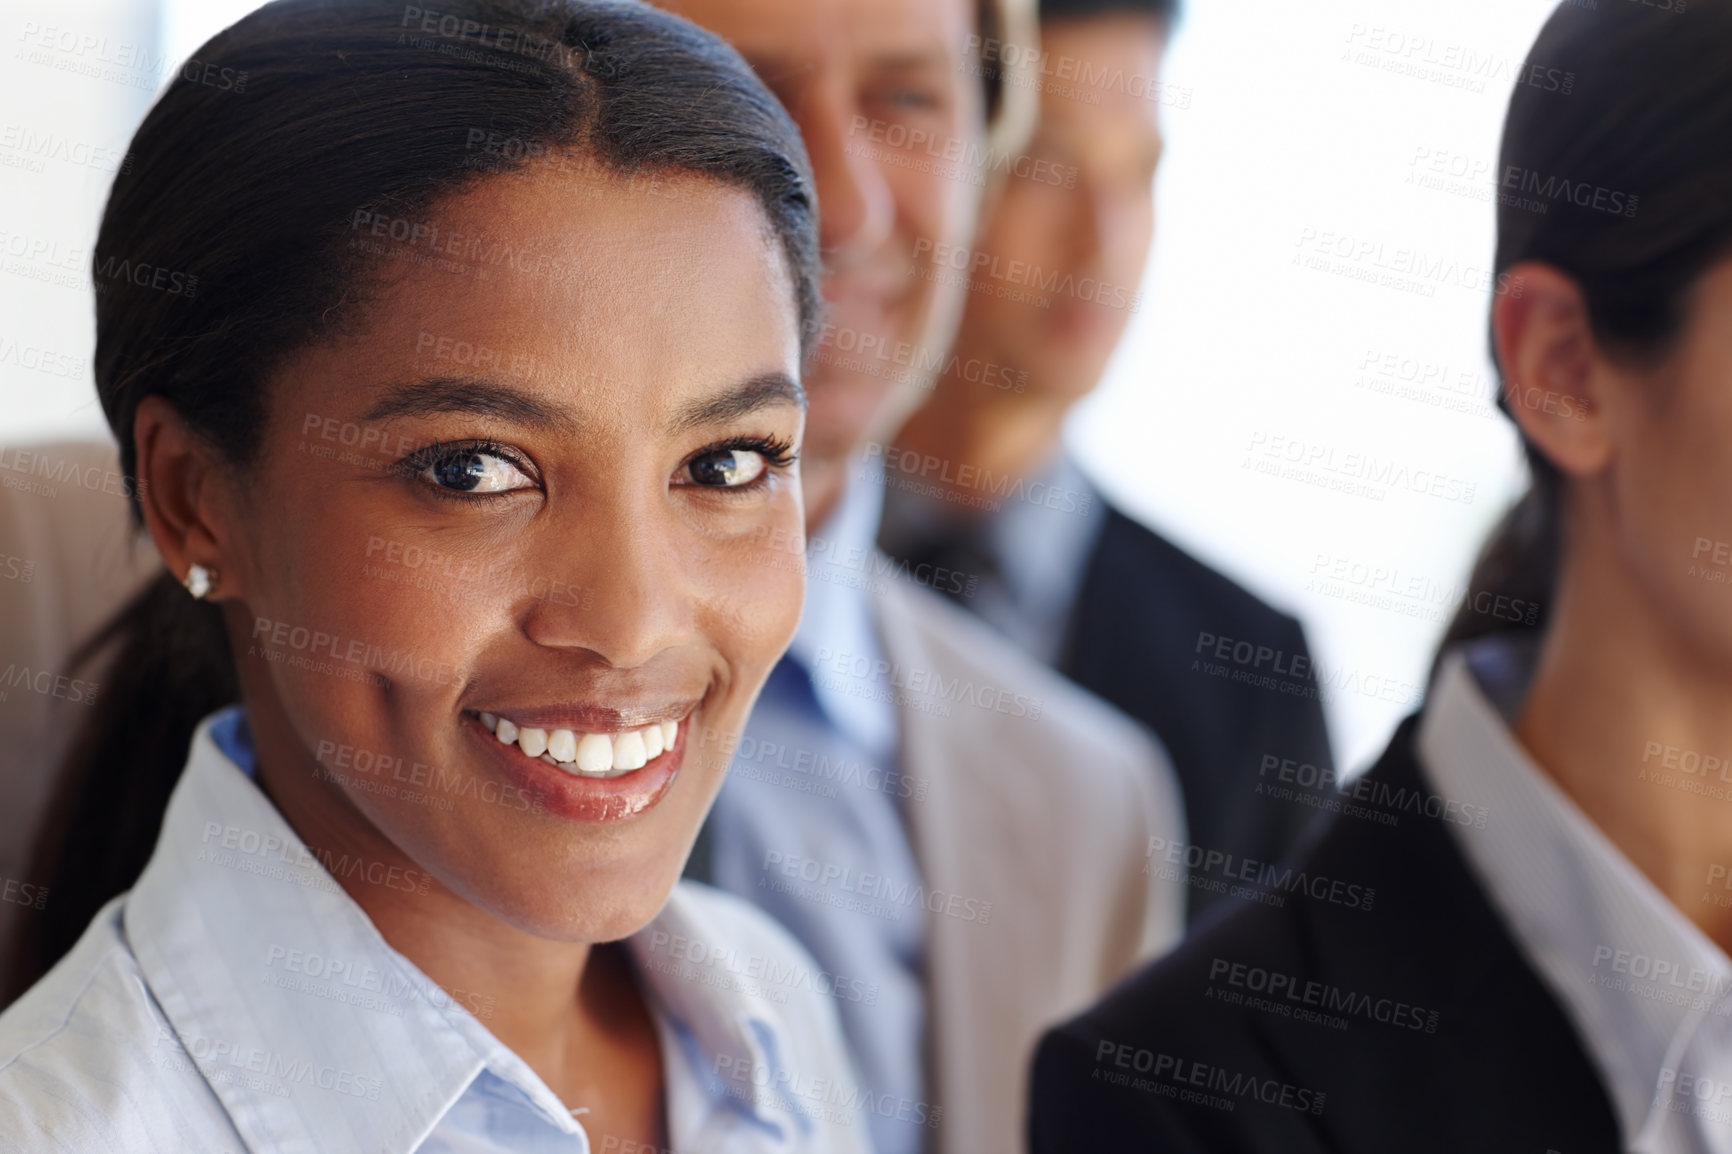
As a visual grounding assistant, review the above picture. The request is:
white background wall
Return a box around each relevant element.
[1069,0,1561,771]
[3,0,1566,774]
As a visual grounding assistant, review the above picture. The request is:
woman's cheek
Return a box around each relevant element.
[757,533,808,654]
[713,532,804,669]
[256,551,472,745]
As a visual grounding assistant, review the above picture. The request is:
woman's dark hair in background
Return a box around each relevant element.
[1438,0,1732,660]
[6,0,819,1000]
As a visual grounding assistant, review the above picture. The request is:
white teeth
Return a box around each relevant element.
[487,715,682,776]
[576,732,614,774]
[613,730,647,771]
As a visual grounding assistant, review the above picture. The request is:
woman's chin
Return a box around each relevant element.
[459,864,684,946]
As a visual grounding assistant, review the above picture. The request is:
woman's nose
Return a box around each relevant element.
[801,86,897,269]
[519,499,695,671]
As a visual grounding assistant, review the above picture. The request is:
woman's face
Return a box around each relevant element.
[1589,256,1732,664]
[218,165,805,943]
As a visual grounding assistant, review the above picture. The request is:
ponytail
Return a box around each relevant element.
[4,570,236,1000]
[1434,0,1732,674]
[1433,448,1561,663]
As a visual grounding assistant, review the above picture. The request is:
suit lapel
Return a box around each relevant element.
[1242,717,1621,1151]
[1054,504,1127,681]
[872,574,1062,1154]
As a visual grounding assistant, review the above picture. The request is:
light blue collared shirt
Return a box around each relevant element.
[791,451,902,762]
[705,454,931,1154]
[0,710,873,1153]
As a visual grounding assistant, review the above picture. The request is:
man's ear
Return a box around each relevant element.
[133,395,245,600]
[1491,261,1615,479]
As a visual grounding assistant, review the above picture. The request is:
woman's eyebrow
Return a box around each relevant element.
[359,371,804,434]
[668,372,806,433]
[362,376,577,433]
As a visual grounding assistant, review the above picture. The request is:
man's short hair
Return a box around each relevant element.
[981,0,1040,161]
[1038,0,1178,23]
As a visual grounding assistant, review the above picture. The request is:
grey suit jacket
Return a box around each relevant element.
[0,442,160,960]
[872,572,1186,1154]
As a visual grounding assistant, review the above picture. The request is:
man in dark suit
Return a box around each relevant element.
[877,0,1334,924]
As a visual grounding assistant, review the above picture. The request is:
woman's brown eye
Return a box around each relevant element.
[419,448,535,494]
[685,448,769,487]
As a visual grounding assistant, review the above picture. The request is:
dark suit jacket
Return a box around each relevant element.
[1028,712,1622,1153]
[1061,503,1336,923]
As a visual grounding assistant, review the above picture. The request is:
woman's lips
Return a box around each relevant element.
[463,709,687,822]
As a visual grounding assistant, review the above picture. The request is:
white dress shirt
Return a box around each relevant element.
[1421,637,1732,1153]
[0,711,874,1153]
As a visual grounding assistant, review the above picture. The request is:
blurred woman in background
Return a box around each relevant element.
[1031,1,1732,1149]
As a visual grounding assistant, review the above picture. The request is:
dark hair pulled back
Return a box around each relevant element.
[1438,0,1732,654]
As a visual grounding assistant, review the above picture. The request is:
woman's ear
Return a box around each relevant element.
[1491,261,1615,479]
[133,396,244,600]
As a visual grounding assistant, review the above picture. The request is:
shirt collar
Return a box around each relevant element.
[125,712,808,1152]
[1420,636,1732,1144]
[981,449,1102,618]
[872,445,1104,666]
[788,451,898,762]
[624,896,809,1150]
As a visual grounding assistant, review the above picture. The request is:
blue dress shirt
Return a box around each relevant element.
[705,454,932,1154]
[0,710,872,1153]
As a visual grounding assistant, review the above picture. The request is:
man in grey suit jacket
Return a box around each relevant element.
[653,2,1186,1152]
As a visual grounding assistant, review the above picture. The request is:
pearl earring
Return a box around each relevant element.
[183,563,217,599]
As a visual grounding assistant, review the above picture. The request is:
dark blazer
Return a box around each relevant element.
[1028,712,1622,1153]
[1060,503,1336,923]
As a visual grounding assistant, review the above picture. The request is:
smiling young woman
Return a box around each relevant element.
[0,1,874,1150]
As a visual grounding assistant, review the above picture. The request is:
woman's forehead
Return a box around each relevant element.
[306,170,802,424]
